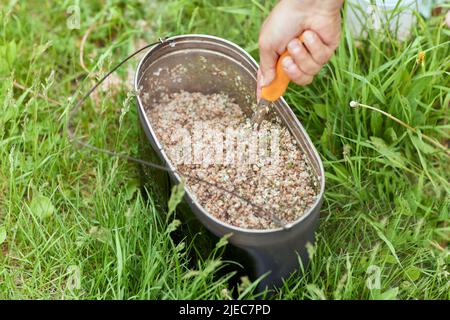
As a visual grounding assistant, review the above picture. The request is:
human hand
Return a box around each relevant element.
[257,0,344,98]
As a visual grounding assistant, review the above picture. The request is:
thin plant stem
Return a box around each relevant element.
[13,81,64,106]
[350,101,450,157]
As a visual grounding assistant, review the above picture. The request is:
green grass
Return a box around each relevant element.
[0,0,449,299]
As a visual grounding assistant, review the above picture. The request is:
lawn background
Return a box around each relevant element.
[0,0,448,299]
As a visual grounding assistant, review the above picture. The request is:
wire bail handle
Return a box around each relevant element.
[68,35,289,229]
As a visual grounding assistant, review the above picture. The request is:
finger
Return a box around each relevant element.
[287,39,321,76]
[256,69,262,102]
[258,35,278,87]
[302,30,334,66]
[281,56,313,86]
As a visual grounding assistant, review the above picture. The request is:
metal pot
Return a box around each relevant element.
[134,34,325,292]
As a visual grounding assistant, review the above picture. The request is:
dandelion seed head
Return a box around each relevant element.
[349,101,360,108]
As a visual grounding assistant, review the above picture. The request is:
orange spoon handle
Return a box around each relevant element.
[261,34,305,102]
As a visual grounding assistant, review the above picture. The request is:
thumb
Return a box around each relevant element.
[256,69,263,102]
[258,38,278,88]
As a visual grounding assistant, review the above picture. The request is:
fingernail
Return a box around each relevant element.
[257,75,263,88]
[282,56,294,69]
[287,40,301,54]
[261,74,273,87]
[260,74,268,87]
[304,31,315,44]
